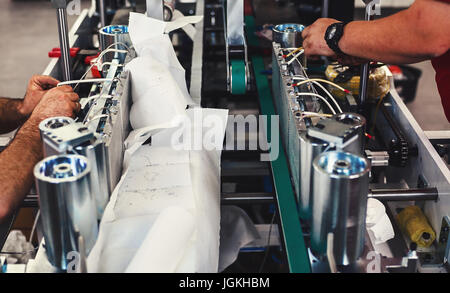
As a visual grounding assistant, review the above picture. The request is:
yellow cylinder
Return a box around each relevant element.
[396,206,436,248]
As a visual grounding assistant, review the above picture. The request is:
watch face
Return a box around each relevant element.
[328,26,337,40]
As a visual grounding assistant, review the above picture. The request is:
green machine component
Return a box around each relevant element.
[230,59,247,95]
[246,15,311,273]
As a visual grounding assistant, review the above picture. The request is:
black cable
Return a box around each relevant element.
[258,211,277,273]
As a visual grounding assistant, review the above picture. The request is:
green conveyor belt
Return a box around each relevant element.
[245,15,311,273]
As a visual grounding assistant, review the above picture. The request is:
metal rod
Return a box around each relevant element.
[222,192,274,204]
[358,3,374,111]
[56,7,72,81]
[369,188,439,202]
[322,0,329,18]
[99,0,106,28]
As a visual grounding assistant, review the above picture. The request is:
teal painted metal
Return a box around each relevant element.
[245,16,311,273]
[230,59,247,95]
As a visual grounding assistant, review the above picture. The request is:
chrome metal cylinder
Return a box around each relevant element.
[39,117,75,157]
[56,8,72,81]
[273,24,305,49]
[299,133,328,220]
[99,25,131,65]
[333,112,366,155]
[311,151,370,265]
[74,135,110,220]
[34,155,98,270]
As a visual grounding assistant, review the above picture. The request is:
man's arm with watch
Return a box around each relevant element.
[301,0,450,64]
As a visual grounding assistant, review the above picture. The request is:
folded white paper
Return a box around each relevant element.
[366,198,395,245]
[87,108,228,273]
[125,56,188,130]
[125,207,196,273]
[128,12,200,106]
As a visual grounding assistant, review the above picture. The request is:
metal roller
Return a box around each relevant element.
[299,133,328,220]
[311,151,370,265]
[34,155,98,270]
[74,135,110,220]
[99,25,131,65]
[230,59,247,95]
[272,24,305,49]
[333,112,366,155]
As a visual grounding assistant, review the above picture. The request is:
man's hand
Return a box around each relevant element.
[18,75,60,117]
[29,86,80,124]
[302,18,341,59]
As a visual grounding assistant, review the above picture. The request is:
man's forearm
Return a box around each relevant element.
[0,98,28,134]
[0,117,42,222]
[339,0,450,64]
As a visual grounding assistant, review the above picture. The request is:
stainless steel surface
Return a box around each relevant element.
[39,117,75,135]
[96,64,131,191]
[34,155,98,270]
[299,133,328,219]
[272,24,305,49]
[40,122,94,155]
[99,25,131,65]
[74,135,110,219]
[226,0,244,46]
[311,151,370,265]
[438,216,450,265]
[382,74,450,241]
[56,7,72,81]
[425,130,450,144]
[333,112,366,154]
[27,3,134,271]
[146,0,164,20]
[365,150,389,167]
[39,117,75,157]
[272,42,317,200]
[307,118,361,152]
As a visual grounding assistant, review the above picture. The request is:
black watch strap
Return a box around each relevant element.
[324,22,346,55]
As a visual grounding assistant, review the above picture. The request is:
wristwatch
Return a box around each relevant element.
[324,22,347,55]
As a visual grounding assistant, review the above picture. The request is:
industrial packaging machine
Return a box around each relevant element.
[1,0,449,273]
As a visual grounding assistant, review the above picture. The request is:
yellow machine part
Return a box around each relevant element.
[396,206,436,248]
[325,64,391,101]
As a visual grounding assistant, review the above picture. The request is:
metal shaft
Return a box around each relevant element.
[369,188,439,202]
[321,0,329,18]
[56,8,72,81]
[358,3,374,111]
[99,0,106,28]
